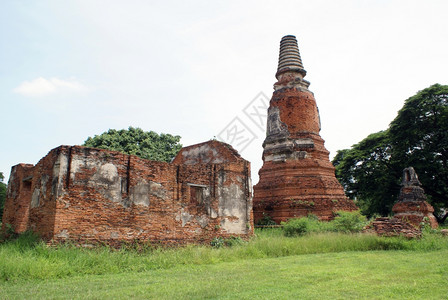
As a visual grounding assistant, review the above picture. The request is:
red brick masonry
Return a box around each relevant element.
[253,36,357,223]
[367,167,438,238]
[253,85,357,223]
[365,217,422,239]
[391,167,438,229]
[2,141,253,245]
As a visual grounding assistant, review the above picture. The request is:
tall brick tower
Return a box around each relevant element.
[253,35,357,224]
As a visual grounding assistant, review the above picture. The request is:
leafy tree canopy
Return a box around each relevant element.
[389,84,448,216]
[83,127,182,163]
[333,84,448,221]
[333,131,400,216]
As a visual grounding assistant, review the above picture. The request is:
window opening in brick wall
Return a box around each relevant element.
[22,177,33,191]
[187,183,208,205]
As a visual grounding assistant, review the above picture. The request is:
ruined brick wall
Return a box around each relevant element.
[2,149,65,240]
[172,140,242,165]
[2,142,253,245]
[365,217,422,239]
[392,201,438,228]
[2,164,35,233]
[27,148,65,240]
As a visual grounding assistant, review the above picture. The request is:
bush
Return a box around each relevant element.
[281,211,369,236]
[282,216,339,236]
[14,231,41,250]
[210,236,245,248]
[224,236,244,247]
[0,223,18,242]
[256,213,276,226]
[333,210,367,233]
[282,218,310,236]
[210,237,224,248]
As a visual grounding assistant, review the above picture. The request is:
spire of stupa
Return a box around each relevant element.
[276,35,306,79]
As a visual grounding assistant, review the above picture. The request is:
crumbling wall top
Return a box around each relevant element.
[172,140,243,165]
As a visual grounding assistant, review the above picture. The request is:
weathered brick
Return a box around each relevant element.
[2,141,253,245]
[253,35,357,224]
[365,217,422,239]
[366,167,438,238]
[392,167,438,228]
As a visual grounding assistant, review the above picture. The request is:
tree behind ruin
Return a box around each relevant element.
[83,127,182,162]
[333,84,448,221]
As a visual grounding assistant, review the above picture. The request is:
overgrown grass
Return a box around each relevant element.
[1,228,448,283]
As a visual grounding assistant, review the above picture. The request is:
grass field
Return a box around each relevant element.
[1,229,447,299]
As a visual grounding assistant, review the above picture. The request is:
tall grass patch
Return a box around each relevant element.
[1,226,447,283]
[281,211,368,236]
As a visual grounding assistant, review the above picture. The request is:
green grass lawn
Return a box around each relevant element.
[1,229,448,299]
[1,250,447,299]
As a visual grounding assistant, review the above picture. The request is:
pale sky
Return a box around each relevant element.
[1,0,447,184]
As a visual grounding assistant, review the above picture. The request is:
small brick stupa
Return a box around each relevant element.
[366,167,437,238]
[392,167,438,228]
[253,35,357,224]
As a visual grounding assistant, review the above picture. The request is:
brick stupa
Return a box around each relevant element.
[253,35,357,224]
[392,167,438,228]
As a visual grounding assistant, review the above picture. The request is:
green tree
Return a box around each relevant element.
[389,84,448,221]
[0,172,7,221]
[333,84,448,221]
[83,127,182,163]
[333,131,400,217]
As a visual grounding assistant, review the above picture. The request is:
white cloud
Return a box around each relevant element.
[13,77,88,97]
